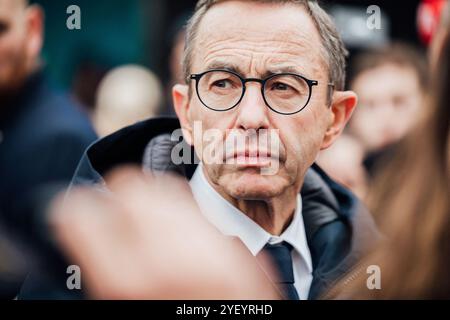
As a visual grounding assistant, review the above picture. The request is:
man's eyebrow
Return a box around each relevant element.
[264,66,306,77]
[204,61,243,74]
[202,62,307,78]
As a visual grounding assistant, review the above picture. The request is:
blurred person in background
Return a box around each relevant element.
[347,42,428,177]
[328,2,449,299]
[318,42,428,199]
[92,65,163,138]
[0,0,96,298]
[316,134,368,199]
[21,0,380,300]
[71,58,110,115]
[0,222,27,300]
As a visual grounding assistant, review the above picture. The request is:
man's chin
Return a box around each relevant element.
[222,172,286,200]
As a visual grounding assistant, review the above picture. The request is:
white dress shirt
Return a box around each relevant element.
[190,164,313,299]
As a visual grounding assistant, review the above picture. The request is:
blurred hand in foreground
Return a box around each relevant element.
[49,167,279,299]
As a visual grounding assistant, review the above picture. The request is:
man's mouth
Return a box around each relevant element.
[225,150,280,167]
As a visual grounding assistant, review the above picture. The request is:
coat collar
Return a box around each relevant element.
[71,116,381,299]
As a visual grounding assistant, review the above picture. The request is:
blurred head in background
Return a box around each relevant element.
[317,43,428,196]
[0,0,43,96]
[93,65,163,138]
[347,43,428,154]
[316,134,368,199]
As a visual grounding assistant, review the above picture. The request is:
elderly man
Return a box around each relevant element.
[20,0,379,300]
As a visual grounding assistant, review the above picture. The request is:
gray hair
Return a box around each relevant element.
[182,0,348,91]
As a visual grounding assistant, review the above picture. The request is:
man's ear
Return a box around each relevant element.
[320,90,358,150]
[172,84,194,145]
[25,5,44,63]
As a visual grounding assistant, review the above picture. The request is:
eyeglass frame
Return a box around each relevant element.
[189,69,333,115]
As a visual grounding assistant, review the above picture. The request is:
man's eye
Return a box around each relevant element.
[0,22,9,36]
[393,95,407,108]
[272,82,291,91]
[212,79,232,89]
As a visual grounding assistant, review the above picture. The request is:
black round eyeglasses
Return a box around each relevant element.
[189,69,325,115]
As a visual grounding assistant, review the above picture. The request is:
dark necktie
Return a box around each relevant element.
[258,241,300,300]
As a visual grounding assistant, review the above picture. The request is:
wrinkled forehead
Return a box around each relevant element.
[193,1,325,76]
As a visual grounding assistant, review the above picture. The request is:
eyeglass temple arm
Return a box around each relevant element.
[327,83,335,106]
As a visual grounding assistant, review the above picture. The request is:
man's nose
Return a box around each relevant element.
[235,83,270,131]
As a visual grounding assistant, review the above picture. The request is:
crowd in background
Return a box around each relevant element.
[0,0,449,300]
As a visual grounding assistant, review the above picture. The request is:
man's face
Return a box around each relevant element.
[180,1,336,201]
[350,64,423,152]
[0,0,32,93]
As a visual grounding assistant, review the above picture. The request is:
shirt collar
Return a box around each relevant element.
[190,163,312,273]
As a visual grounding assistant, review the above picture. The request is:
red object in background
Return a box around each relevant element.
[417,0,447,45]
